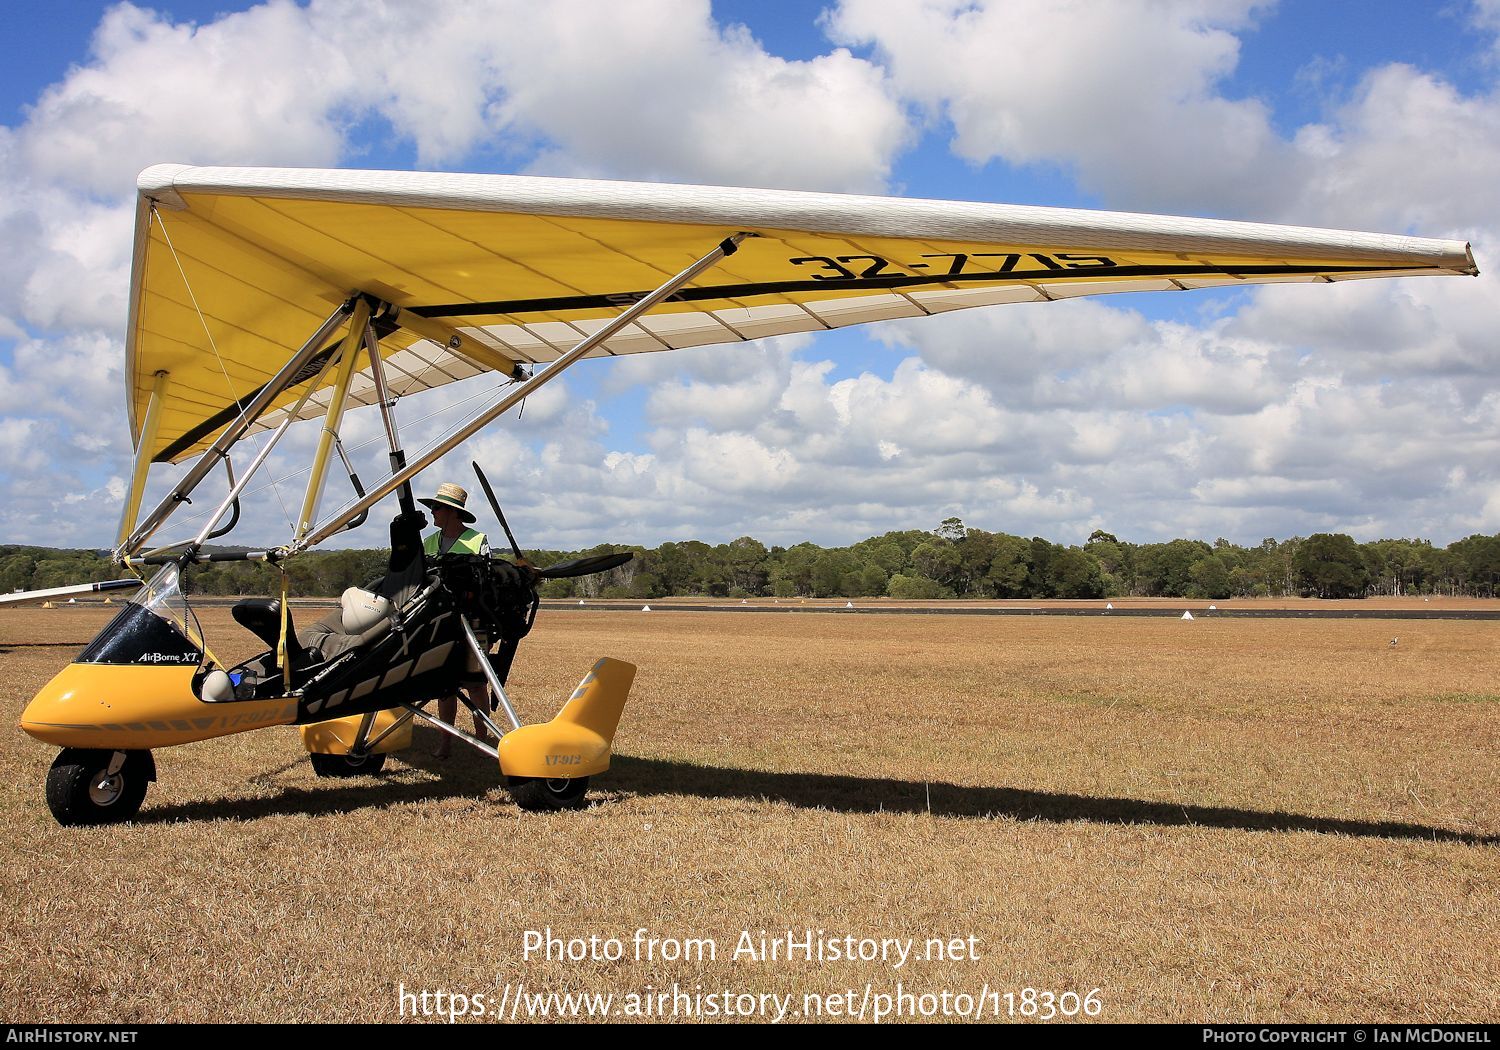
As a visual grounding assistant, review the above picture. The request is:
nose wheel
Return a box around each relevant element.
[46,749,154,826]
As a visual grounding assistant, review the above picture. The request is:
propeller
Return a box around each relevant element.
[534,552,634,579]
[472,460,526,564]
[471,460,632,580]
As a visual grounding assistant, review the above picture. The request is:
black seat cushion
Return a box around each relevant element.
[232,599,308,667]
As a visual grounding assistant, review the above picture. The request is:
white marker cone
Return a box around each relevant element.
[1106,602,1114,610]
[578,599,585,606]
[641,605,651,612]
[845,601,854,608]
[1182,610,1194,620]
[1208,604,1217,611]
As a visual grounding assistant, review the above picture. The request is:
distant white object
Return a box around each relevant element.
[845,601,854,608]
[641,605,651,612]
[1390,637,1399,647]
[1182,611,1194,620]
[67,597,76,604]
[578,599,585,605]
[1106,602,1114,610]
[741,599,747,604]
[1208,605,1217,611]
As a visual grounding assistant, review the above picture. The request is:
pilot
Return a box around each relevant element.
[420,482,488,556]
[419,482,493,757]
[223,508,428,697]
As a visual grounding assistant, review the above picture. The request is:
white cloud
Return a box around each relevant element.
[4,1,1500,556]
[16,3,351,195]
[496,11,910,191]
[826,0,1500,235]
[878,296,1284,416]
[1227,262,1500,394]
[16,1,908,195]
[826,0,1294,215]
[0,0,911,550]
[1289,64,1500,233]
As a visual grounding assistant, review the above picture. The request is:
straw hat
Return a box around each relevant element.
[419,482,476,524]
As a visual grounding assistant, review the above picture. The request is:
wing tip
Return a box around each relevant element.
[137,164,193,210]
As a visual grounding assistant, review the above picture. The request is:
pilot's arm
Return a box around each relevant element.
[388,509,428,573]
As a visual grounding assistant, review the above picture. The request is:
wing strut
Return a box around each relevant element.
[115,370,170,549]
[185,344,341,551]
[362,306,419,518]
[296,298,371,539]
[290,234,750,553]
[117,298,355,560]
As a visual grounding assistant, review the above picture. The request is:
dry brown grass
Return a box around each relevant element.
[1,605,1495,1023]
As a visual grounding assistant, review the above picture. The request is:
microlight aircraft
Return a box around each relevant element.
[11,164,1478,825]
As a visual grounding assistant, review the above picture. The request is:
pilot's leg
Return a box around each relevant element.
[434,693,459,759]
[466,679,492,745]
[434,632,493,758]
[468,628,493,744]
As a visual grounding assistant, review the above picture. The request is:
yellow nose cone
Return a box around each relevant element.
[20,663,296,749]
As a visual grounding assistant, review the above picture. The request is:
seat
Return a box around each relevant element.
[231,599,309,668]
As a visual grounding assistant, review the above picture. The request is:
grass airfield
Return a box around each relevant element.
[1,603,1496,1024]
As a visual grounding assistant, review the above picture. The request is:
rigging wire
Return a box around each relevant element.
[289,373,531,528]
[159,370,522,535]
[152,207,298,533]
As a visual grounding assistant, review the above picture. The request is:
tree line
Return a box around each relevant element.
[6,519,1500,601]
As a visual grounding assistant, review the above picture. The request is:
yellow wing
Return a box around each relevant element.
[128,164,1477,463]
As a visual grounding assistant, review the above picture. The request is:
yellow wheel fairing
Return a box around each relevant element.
[20,663,297,750]
[299,708,412,756]
[497,657,636,779]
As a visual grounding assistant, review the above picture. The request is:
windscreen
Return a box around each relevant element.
[78,563,205,667]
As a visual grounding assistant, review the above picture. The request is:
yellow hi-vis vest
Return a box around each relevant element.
[424,528,487,556]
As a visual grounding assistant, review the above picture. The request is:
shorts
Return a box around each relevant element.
[464,630,491,681]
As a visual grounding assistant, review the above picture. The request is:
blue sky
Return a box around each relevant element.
[1,1,1497,553]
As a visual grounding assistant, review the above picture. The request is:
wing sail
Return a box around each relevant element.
[128,165,1478,462]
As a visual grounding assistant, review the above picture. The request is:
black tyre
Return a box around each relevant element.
[46,749,151,826]
[506,775,590,812]
[309,750,388,778]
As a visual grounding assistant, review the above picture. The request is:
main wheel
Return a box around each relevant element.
[309,750,388,778]
[506,775,590,812]
[46,749,151,826]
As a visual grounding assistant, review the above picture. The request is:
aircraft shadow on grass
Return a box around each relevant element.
[137,731,1497,846]
[602,757,1498,846]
